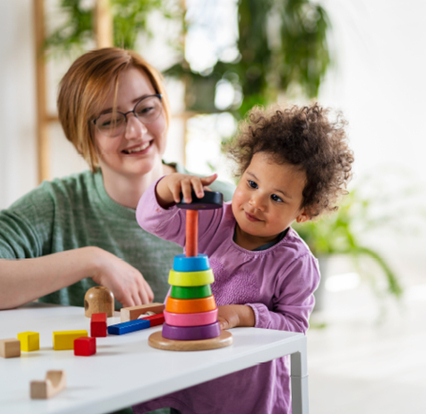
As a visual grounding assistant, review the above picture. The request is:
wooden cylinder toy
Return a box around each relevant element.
[84,286,114,318]
[185,210,198,257]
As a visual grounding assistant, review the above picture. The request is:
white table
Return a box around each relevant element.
[0,303,309,414]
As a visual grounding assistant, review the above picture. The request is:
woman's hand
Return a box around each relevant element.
[156,173,218,208]
[217,305,255,330]
[92,248,154,308]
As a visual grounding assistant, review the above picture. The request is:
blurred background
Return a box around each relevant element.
[1,0,425,412]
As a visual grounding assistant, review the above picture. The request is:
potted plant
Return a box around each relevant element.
[293,182,404,312]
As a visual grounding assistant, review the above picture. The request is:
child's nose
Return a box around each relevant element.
[124,114,148,140]
[249,194,266,211]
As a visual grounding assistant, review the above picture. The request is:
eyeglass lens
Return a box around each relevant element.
[96,95,162,137]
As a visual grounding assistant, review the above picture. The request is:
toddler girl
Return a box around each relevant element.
[135,103,354,414]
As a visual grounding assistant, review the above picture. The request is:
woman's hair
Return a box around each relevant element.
[225,104,354,217]
[57,47,171,171]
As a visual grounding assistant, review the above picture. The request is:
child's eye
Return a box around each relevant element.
[271,194,283,203]
[248,180,258,189]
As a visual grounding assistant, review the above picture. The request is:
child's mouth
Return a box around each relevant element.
[122,141,151,154]
[245,212,261,222]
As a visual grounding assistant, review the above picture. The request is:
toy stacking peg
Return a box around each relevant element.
[84,286,114,318]
[148,190,233,351]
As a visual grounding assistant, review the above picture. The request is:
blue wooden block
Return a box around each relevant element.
[107,318,150,335]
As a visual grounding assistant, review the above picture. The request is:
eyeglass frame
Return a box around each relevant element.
[91,93,163,137]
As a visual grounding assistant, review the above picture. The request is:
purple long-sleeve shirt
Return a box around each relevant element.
[134,181,320,414]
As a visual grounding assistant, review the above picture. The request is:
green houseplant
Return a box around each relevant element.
[293,183,404,310]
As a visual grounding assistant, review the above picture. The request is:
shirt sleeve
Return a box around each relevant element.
[246,253,320,334]
[0,185,55,259]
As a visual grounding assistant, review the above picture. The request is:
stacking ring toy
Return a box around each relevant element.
[166,295,216,314]
[162,321,221,341]
[168,269,214,287]
[171,285,212,300]
[164,308,218,327]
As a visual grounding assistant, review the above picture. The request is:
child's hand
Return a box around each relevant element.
[156,173,218,208]
[217,305,255,330]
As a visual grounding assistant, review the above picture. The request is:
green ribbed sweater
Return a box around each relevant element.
[0,164,234,308]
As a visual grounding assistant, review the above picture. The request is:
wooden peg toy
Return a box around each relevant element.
[30,370,66,399]
[0,338,21,358]
[149,190,233,352]
[120,303,165,322]
[84,286,114,318]
[177,190,223,258]
[17,331,39,352]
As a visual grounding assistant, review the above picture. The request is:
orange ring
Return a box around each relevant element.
[166,295,216,314]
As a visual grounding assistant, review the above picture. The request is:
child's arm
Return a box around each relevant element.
[155,173,217,208]
[218,254,320,334]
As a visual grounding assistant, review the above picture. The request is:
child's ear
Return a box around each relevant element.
[296,210,309,223]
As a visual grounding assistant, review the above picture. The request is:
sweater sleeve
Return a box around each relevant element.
[246,253,320,334]
[136,180,188,247]
[0,185,55,259]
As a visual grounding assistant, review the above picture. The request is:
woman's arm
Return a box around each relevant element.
[0,247,154,310]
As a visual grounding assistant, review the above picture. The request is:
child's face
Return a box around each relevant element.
[232,152,309,249]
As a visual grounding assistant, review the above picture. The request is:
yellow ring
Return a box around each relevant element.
[168,268,214,287]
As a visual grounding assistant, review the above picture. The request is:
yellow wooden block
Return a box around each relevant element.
[53,330,87,350]
[17,331,40,352]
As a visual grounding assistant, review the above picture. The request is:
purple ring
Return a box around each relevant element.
[162,322,221,341]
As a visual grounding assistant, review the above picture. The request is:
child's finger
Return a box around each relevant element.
[191,177,205,199]
[200,174,217,185]
[170,185,182,204]
[181,179,193,203]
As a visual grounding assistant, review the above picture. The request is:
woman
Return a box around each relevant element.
[0,48,233,310]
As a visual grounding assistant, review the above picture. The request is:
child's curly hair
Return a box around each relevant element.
[225,103,354,218]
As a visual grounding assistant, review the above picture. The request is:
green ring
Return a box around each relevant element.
[171,285,212,299]
[168,268,214,287]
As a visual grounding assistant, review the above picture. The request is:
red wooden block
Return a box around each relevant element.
[139,313,165,327]
[91,313,107,337]
[74,337,96,356]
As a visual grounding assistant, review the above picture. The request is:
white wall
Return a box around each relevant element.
[0,0,37,208]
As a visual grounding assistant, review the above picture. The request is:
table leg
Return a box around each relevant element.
[290,336,309,414]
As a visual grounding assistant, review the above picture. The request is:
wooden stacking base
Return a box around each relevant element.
[148,330,233,352]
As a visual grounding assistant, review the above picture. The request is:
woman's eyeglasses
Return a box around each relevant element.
[92,94,163,137]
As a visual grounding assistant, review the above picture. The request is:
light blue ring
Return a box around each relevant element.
[173,254,210,272]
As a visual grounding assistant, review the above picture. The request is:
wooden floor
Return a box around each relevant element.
[307,270,426,413]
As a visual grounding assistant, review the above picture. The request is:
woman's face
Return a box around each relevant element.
[93,66,167,180]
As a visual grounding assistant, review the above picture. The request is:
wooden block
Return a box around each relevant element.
[139,312,165,327]
[84,286,114,318]
[120,303,165,322]
[17,331,40,352]
[148,330,233,352]
[30,370,66,399]
[0,338,21,358]
[108,318,150,335]
[74,337,96,356]
[91,313,107,337]
[53,330,88,350]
